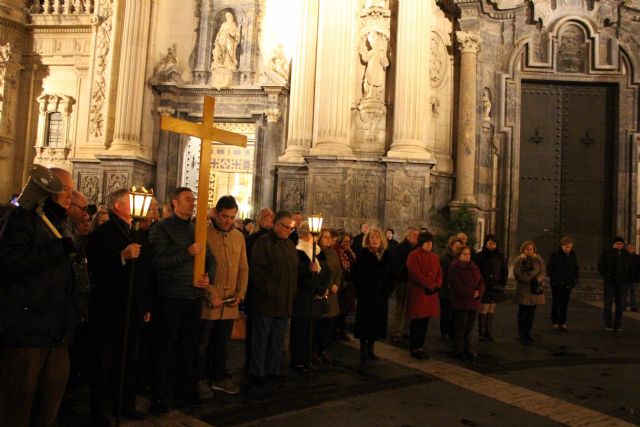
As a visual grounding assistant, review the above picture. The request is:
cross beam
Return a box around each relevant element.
[160,96,247,282]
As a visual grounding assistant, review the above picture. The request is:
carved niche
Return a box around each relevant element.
[280,179,305,212]
[0,42,17,138]
[34,94,75,164]
[79,173,101,204]
[557,24,586,73]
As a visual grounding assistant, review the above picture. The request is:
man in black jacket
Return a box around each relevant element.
[598,236,630,332]
[87,188,152,424]
[149,187,218,413]
[0,168,77,427]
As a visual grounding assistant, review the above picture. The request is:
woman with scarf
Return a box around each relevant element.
[473,234,508,341]
[513,240,546,343]
[334,232,357,341]
[290,222,331,372]
[352,228,394,362]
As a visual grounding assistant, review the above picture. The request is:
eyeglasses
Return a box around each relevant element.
[72,203,89,212]
[277,222,295,232]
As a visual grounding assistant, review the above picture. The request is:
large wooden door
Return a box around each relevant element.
[517,82,615,275]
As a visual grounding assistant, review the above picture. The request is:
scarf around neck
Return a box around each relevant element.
[296,239,322,272]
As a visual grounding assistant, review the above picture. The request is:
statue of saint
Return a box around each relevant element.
[482,88,492,121]
[359,32,389,101]
[212,11,241,71]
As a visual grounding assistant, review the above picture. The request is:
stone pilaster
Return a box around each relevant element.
[192,0,212,85]
[386,0,433,160]
[452,31,481,205]
[279,0,319,163]
[155,106,175,204]
[109,0,151,154]
[309,0,353,156]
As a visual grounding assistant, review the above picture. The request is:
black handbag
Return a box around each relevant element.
[530,277,544,295]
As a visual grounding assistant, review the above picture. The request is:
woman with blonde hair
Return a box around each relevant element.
[513,240,546,343]
[352,228,394,362]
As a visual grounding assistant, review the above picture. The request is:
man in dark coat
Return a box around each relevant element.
[598,236,630,331]
[351,222,369,255]
[249,210,298,383]
[149,187,218,413]
[389,227,418,343]
[546,236,579,330]
[0,168,78,427]
[87,188,152,424]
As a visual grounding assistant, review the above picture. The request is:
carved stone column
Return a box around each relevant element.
[109,0,151,154]
[279,0,319,163]
[452,31,481,205]
[386,0,433,160]
[192,0,212,85]
[309,0,353,156]
[155,106,175,204]
[260,109,281,208]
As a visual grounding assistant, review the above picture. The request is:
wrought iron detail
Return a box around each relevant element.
[528,128,544,144]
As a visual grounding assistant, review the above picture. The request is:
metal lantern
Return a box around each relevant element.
[308,213,323,236]
[129,186,154,219]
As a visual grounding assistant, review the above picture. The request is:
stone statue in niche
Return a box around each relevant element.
[212,11,240,71]
[557,25,585,73]
[482,88,492,121]
[151,44,182,84]
[359,32,389,101]
[261,44,289,85]
[282,180,303,212]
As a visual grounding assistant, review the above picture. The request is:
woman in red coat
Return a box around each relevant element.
[406,232,442,359]
[448,245,485,360]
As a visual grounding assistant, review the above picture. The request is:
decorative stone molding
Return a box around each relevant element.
[150,44,183,85]
[430,32,447,88]
[0,42,15,137]
[88,0,113,138]
[456,31,481,53]
[78,172,100,203]
[265,108,281,123]
[34,94,75,163]
[261,44,289,86]
[156,106,176,117]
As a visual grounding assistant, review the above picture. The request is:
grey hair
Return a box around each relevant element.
[106,188,129,212]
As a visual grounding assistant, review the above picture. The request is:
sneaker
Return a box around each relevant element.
[560,324,568,332]
[211,379,239,395]
[604,325,614,331]
[197,380,213,399]
[552,324,560,330]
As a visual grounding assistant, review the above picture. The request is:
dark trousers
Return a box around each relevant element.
[518,304,537,337]
[152,297,202,402]
[69,321,90,384]
[197,319,233,382]
[316,317,335,353]
[0,346,69,427]
[603,283,625,329]
[409,317,430,351]
[90,314,143,418]
[451,310,476,354]
[551,286,572,325]
[439,297,452,338]
[250,315,288,377]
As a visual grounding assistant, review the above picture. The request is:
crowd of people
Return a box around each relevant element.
[1,169,638,427]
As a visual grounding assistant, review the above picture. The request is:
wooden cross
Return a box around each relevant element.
[160,96,247,282]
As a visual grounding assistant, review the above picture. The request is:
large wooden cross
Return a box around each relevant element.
[160,96,247,282]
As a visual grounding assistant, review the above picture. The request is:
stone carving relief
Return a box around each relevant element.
[313,175,343,216]
[354,176,380,218]
[557,24,586,72]
[34,94,75,164]
[281,179,304,212]
[80,174,100,203]
[211,9,241,89]
[430,32,447,88]
[89,0,113,138]
[105,172,129,194]
[261,44,289,85]
[0,42,17,137]
[356,0,391,151]
[151,44,183,84]
[389,178,422,221]
[482,88,492,122]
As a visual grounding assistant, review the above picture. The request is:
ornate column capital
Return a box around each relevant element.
[456,31,481,54]
[157,106,175,117]
[266,108,281,123]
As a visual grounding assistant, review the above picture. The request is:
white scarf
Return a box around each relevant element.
[296,239,322,272]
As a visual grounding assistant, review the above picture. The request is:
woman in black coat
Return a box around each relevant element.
[546,236,579,331]
[352,228,394,362]
[473,234,508,341]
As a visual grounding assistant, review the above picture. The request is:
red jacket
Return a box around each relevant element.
[406,249,442,319]
[448,259,485,310]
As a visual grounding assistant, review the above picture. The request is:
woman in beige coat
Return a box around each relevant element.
[513,240,545,343]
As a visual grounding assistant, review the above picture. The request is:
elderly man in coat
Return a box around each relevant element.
[196,195,248,398]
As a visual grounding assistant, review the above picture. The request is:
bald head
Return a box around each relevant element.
[68,190,89,225]
[49,168,74,210]
[257,208,274,229]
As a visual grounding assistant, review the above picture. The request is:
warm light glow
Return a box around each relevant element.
[129,186,154,219]
[259,0,298,63]
[308,214,323,235]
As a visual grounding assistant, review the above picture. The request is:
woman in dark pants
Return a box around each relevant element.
[513,241,546,343]
[352,228,394,362]
[439,236,462,341]
[448,245,485,360]
[406,232,442,359]
[474,234,508,341]
[546,236,579,331]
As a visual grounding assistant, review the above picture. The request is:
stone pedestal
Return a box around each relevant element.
[451,31,481,205]
[109,0,151,154]
[386,0,433,160]
[279,0,319,163]
[309,0,353,156]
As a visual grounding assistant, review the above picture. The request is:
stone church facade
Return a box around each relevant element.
[0,0,639,267]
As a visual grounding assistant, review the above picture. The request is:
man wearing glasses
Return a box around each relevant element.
[249,210,298,384]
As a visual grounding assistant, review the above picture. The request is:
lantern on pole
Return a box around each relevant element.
[129,186,154,223]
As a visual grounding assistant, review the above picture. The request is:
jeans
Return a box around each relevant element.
[603,283,625,329]
[550,286,572,325]
[250,315,288,377]
[197,319,233,382]
[627,282,639,310]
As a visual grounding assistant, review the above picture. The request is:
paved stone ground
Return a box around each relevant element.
[58,299,640,426]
